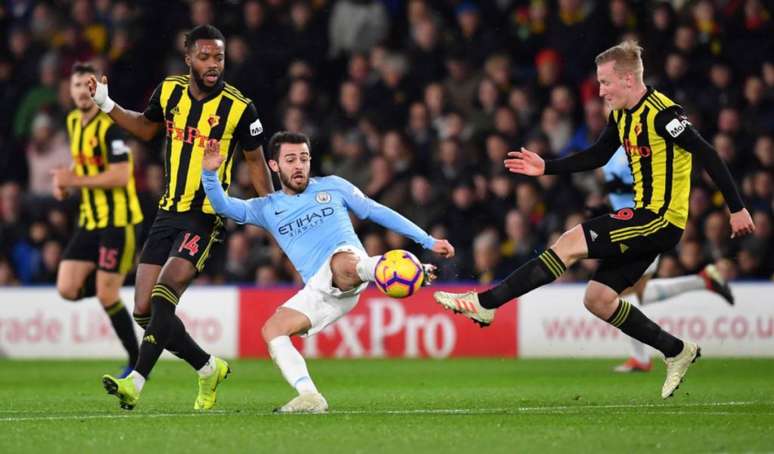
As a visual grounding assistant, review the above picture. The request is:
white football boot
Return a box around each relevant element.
[661,341,701,399]
[274,392,329,414]
[433,290,495,326]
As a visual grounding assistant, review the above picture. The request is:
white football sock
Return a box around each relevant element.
[642,275,705,304]
[128,370,146,392]
[197,355,216,378]
[268,336,318,395]
[355,255,382,282]
[625,296,650,364]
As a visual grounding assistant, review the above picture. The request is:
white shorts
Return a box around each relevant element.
[282,245,369,336]
[644,254,660,276]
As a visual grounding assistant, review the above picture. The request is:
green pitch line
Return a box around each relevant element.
[1,358,773,454]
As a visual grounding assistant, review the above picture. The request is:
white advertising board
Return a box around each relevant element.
[0,287,238,359]
[518,284,774,357]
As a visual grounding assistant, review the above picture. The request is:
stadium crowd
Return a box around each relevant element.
[0,0,772,287]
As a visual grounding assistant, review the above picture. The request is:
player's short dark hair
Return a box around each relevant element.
[268,131,311,161]
[71,62,97,76]
[184,25,225,52]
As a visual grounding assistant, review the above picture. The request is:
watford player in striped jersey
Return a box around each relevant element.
[433,41,756,399]
[52,62,142,377]
[88,25,274,411]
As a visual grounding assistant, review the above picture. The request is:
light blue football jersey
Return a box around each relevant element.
[202,171,436,283]
[602,146,635,211]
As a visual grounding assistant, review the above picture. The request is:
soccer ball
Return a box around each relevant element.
[374,249,425,298]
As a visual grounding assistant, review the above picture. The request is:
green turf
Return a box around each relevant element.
[1,358,772,453]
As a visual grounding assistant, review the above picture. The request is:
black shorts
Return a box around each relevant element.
[581,208,683,294]
[62,224,142,274]
[138,210,224,272]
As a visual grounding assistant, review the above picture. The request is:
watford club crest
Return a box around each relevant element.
[207,115,220,128]
[633,123,642,137]
[89,136,99,148]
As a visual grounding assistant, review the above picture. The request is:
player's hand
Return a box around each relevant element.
[432,239,455,258]
[504,147,545,176]
[50,167,75,188]
[729,208,755,238]
[88,75,115,113]
[202,139,224,171]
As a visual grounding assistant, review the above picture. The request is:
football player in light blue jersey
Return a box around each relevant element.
[202,131,455,413]
[604,147,734,373]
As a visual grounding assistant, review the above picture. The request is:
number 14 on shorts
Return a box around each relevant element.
[178,233,201,256]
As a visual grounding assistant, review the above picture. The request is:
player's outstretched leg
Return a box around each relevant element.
[585,282,701,398]
[264,309,327,414]
[435,226,586,326]
[433,247,567,326]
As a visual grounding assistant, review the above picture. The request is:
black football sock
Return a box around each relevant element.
[79,271,97,299]
[133,284,179,378]
[479,249,566,309]
[132,312,151,330]
[104,300,139,366]
[608,299,684,358]
[134,310,209,370]
[166,316,210,370]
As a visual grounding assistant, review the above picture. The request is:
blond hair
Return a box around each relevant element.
[595,40,644,80]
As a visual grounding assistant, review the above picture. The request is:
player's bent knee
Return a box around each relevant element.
[583,284,619,319]
[57,283,80,301]
[551,226,587,266]
[261,321,286,344]
[330,252,360,291]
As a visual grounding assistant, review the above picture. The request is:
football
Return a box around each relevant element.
[374,249,425,298]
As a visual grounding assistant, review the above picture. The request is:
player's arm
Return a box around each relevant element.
[235,103,274,196]
[336,176,454,258]
[656,106,755,238]
[87,75,162,141]
[52,162,130,189]
[505,117,620,176]
[51,126,133,189]
[201,140,262,226]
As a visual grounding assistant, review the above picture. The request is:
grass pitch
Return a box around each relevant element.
[1,358,772,453]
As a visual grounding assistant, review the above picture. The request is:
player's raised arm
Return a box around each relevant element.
[335,176,454,258]
[506,118,620,177]
[201,140,259,225]
[87,75,162,141]
[656,107,755,238]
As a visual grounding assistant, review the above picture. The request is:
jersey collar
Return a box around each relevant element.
[625,85,652,114]
[186,79,225,104]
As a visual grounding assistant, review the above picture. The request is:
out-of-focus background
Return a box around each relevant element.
[1,3,773,452]
[1,0,772,288]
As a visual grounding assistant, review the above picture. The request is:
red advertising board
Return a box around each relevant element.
[238,286,517,358]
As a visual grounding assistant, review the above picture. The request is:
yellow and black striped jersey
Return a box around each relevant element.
[610,88,692,228]
[143,75,263,214]
[544,86,745,229]
[66,109,143,230]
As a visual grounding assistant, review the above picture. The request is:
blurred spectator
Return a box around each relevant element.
[328,0,389,58]
[13,53,59,140]
[25,113,71,197]
[443,50,479,117]
[401,175,446,232]
[473,229,510,284]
